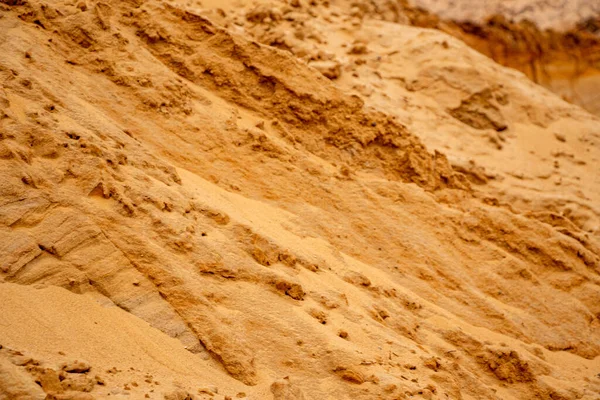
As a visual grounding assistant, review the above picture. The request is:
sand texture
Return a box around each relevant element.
[0,0,599,399]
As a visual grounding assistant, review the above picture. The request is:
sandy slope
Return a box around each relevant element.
[0,0,599,399]
[218,0,600,234]
[208,0,600,117]
[0,283,250,399]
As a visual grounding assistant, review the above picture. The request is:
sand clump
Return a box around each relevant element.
[0,0,599,399]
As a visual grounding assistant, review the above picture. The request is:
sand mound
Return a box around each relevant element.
[0,0,599,399]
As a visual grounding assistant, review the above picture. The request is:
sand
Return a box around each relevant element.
[411,0,600,30]
[0,0,599,399]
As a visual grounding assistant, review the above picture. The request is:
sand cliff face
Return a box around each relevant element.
[0,0,599,399]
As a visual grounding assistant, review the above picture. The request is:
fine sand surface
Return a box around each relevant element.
[0,0,599,399]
